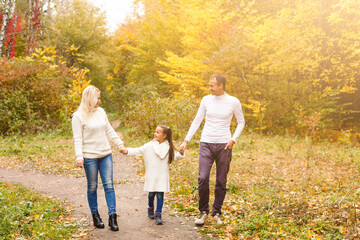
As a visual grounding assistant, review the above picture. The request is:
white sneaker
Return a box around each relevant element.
[213,213,223,225]
[194,211,208,225]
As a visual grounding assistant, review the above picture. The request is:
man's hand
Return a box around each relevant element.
[178,141,188,155]
[119,147,128,155]
[224,140,235,150]
[76,159,84,168]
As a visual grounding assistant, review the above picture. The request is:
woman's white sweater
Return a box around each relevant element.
[72,107,124,161]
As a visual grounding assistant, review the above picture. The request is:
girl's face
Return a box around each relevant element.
[154,127,167,143]
[94,92,101,108]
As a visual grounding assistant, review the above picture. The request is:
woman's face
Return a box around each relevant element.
[94,92,101,108]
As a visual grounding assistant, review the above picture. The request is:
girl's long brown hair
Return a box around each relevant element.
[158,125,174,164]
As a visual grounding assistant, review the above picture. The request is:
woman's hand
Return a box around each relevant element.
[76,159,84,168]
[119,148,128,155]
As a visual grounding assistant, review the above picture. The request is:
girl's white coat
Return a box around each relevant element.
[127,140,184,192]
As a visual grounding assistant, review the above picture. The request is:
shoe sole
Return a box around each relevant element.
[94,224,105,228]
[194,221,206,226]
[194,219,207,225]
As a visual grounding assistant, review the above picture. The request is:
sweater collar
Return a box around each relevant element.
[153,140,170,159]
[212,92,227,99]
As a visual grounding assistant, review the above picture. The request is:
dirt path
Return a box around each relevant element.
[0,152,203,239]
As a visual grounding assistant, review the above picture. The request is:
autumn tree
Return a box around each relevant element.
[0,0,16,56]
[106,0,360,137]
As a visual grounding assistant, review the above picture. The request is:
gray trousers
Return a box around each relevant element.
[198,142,232,216]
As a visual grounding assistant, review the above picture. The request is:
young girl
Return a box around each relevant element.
[121,125,184,225]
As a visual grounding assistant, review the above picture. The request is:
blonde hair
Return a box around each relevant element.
[76,85,100,122]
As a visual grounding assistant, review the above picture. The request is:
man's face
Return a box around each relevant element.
[208,78,224,96]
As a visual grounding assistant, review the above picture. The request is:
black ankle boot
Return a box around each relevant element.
[108,214,119,231]
[92,211,105,228]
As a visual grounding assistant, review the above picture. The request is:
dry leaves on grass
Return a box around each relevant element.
[0,136,83,177]
[168,135,360,239]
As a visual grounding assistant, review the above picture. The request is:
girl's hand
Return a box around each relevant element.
[76,159,84,168]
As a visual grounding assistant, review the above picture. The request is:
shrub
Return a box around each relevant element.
[123,91,200,140]
[0,58,73,135]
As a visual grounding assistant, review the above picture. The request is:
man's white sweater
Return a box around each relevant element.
[72,107,124,161]
[185,93,245,143]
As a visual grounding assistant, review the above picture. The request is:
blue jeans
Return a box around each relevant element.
[84,154,116,215]
[148,192,164,213]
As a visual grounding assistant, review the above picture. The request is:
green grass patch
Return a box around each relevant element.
[2,131,360,239]
[199,227,225,235]
[0,132,81,176]
[0,182,80,239]
[166,133,360,239]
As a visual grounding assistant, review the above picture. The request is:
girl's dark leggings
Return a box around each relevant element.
[148,192,164,213]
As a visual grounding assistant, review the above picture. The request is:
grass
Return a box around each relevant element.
[168,133,360,239]
[0,182,82,239]
[0,132,82,176]
[1,130,360,239]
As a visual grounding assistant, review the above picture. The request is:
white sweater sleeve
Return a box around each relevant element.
[104,110,124,149]
[127,143,148,157]
[71,114,84,161]
[184,98,206,142]
[231,99,245,142]
[174,151,185,161]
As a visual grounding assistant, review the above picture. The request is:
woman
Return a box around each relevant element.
[72,85,123,231]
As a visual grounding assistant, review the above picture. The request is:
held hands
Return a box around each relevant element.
[178,141,188,155]
[119,147,128,155]
[224,140,235,150]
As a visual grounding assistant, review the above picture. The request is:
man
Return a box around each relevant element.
[178,74,245,225]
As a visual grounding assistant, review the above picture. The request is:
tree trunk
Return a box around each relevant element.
[286,77,298,134]
[0,0,16,57]
[5,14,18,57]
[27,0,34,54]
[47,0,52,18]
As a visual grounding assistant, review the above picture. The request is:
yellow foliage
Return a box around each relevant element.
[64,67,91,115]
[158,51,208,95]
[27,47,59,66]
[243,99,269,131]
[340,85,357,94]
[24,46,91,117]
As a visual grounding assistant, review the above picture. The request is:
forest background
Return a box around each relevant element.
[1,0,360,239]
[0,0,359,140]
